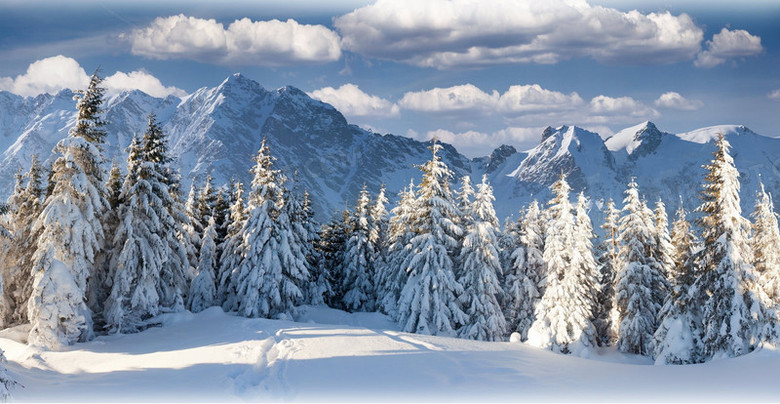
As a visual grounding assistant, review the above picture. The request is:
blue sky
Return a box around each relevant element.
[0,0,777,157]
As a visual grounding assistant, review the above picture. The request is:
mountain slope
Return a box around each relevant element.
[0,75,777,223]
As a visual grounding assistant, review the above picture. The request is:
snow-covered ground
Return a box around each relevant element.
[2,306,779,402]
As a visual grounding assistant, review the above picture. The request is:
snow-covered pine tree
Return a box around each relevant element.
[300,190,328,306]
[379,180,416,318]
[217,180,247,310]
[317,211,349,308]
[369,184,389,308]
[1,156,46,326]
[456,176,475,226]
[573,192,601,337]
[212,186,231,259]
[653,199,675,280]
[397,140,466,336]
[28,71,109,347]
[144,113,189,313]
[752,179,780,318]
[182,183,201,281]
[527,175,597,354]
[233,139,308,319]
[653,202,699,364]
[594,198,620,346]
[341,185,377,312]
[615,179,667,356]
[189,217,218,313]
[692,134,765,360]
[93,162,123,318]
[457,175,506,341]
[504,202,544,340]
[197,176,218,229]
[284,178,320,306]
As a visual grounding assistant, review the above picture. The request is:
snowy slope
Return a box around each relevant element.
[2,306,779,402]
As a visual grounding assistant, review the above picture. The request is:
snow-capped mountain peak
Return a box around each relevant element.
[676,124,758,144]
[604,121,667,157]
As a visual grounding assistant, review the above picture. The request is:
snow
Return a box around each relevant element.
[676,124,752,144]
[3,305,780,402]
[604,121,650,153]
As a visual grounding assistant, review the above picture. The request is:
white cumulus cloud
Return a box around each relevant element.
[0,55,186,98]
[124,14,341,66]
[695,28,763,68]
[588,95,658,123]
[309,84,399,117]
[0,55,89,97]
[103,70,187,98]
[399,84,499,113]
[497,85,584,113]
[653,91,703,110]
[769,89,780,100]
[334,0,703,69]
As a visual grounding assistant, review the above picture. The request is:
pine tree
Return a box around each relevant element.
[233,139,308,319]
[752,179,780,318]
[653,199,675,281]
[397,141,466,336]
[300,190,328,306]
[504,201,544,340]
[197,175,218,230]
[370,184,390,308]
[28,71,109,347]
[284,179,320,306]
[692,134,765,360]
[653,203,699,364]
[189,217,217,313]
[217,180,248,310]
[212,186,232,262]
[594,198,620,346]
[182,183,201,281]
[615,179,666,356]
[456,176,475,227]
[527,175,597,354]
[341,185,377,312]
[457,175,506,341]
[573,192,601,339]
[379,180,416,318]
[92,162,123,319]
[1,156,46,326]
[316,211,348,308]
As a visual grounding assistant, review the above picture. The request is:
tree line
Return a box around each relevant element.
[0,73,778,393]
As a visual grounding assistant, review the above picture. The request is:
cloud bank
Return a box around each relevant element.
[309,84,399,117]
[0,55,185,98]
[124,14,341,66]
[695,28,763,68]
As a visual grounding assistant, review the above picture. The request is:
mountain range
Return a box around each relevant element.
[0,73,777,225]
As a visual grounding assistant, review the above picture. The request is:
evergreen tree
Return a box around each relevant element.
[316,211,348,308]
[379,180,416,318]
[653,199,675,281]
[370,184,390,308]
[527,175,597,354]
[1,156,46,326]
[197,175,218,230]
[28,71,109,347]
[504,201,544,340]
[457,175,506,341]
[284,179,320,306]
[300,190,328,306]
[93,162,123,318]
[217,180,248,310]
[573,192,601,337]
[456,176,475,227]
[397,141,466,336]
[341,185,377,312]
[182,183,201,281]
[615,179,666,356]
[594,198,620,346]
[212,186,231,260]
[752,179,780,317]
[189,217,217,313]
[692,134,765,360]
[233,139,308,319]
[653,203,699,364]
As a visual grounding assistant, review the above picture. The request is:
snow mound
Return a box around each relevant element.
[676,125,754,143]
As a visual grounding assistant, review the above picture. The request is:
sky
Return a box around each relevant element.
[0,0,777,157]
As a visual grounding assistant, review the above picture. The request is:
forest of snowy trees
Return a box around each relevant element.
[1,72,780,395]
